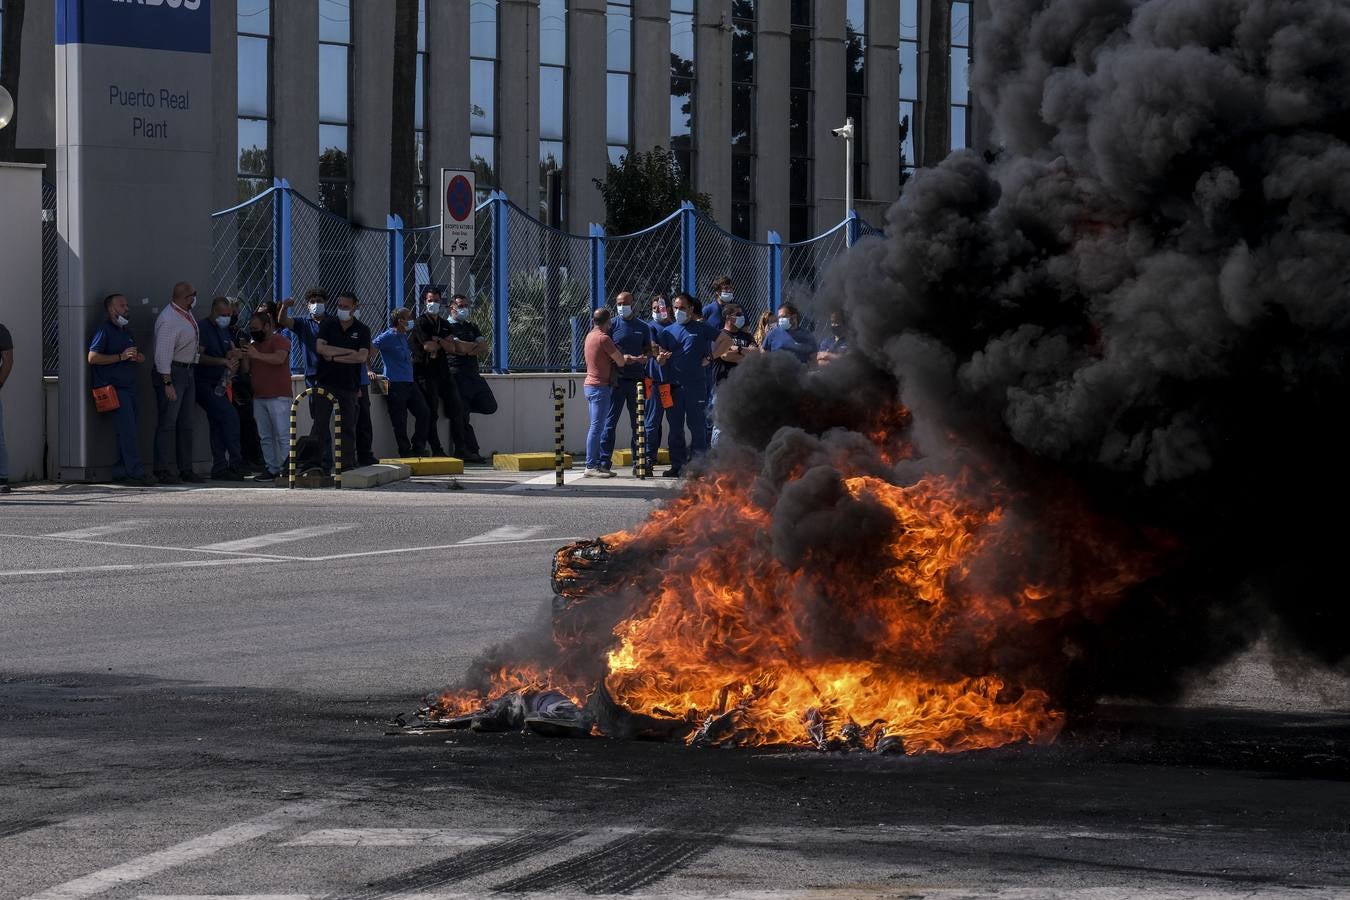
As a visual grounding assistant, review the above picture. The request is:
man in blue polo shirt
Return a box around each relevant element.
[372,307,431,457]
[196,296,247,479]
[761,302,817,365]
[641,295,673,478]
[87,293,154,485]
[655,293,731,477]
[278,287,334,469]
[599,291,653,475]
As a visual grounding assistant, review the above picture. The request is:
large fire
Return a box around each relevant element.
[426,419,1148,755]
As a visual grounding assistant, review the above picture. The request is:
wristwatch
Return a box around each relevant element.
[162,375,172,384]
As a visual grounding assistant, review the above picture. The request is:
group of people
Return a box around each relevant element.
[85,283,498,485]
[582,275,848,478]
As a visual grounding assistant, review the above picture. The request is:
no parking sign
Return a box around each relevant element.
[440,168,476,257]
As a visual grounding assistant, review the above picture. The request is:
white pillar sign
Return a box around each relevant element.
[56,0,214,480]
[441,168,476,257]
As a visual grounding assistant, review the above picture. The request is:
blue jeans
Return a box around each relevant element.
[666,382,708,472]
[153,368,195,475]
[107,386,145,478]
[643,383,666,472]
[195,383,243,474]
[0,393,8,481]
[584,385,613,471]
[601,379,641,466]
[253,396,291,475]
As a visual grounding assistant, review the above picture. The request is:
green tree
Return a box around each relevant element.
[593,146,712,235]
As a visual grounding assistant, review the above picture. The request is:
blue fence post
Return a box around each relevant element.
[272,178,292,302]
[491,192,510,373]
[766,230,783,316]
[386,214,404,313]
[679,201,697,296]
[589,223,606,310]
[846,208,860,248]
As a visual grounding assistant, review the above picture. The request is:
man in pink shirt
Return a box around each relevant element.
[583,308,644,477]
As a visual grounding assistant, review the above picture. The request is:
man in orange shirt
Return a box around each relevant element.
[583,308,645,478]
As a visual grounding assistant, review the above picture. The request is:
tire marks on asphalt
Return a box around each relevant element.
[331,829,586,900]
[0,818,57,839]
[493,825,732,895]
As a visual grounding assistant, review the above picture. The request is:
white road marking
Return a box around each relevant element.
[136,897,313,900]
[285,827,512,847]
[45,520,153,540]
[457,525,548,544]
[0,557,283,579]
[20,800,338,900]
[302,536,579,562]
[0,532,296,561]
[196,525,357,553]
[507,471,593,490]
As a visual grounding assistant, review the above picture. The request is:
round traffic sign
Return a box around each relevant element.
[445,175,474,222]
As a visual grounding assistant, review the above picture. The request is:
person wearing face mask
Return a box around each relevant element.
[409,287,463,458]
[654,293,732,477]
[152,281,205,483]
[195,296,248,480]
[816,310,849,366]
[707,302,760,448]
[584,308,647,478]
[373,307,432,457]
[241,310,293,482]
[598,291,653,475]
[761,302,817,365]
[87,293,153,485]
[278,288,335,470]
[640,295,674,477]
[311,291,371,474]
[701,275,734,331]
[444,294,495,464]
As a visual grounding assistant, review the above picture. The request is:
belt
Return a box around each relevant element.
[171,361,195,369]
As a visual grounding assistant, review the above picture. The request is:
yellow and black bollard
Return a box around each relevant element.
[553,385,565,486]
[635,382,647,480]
[288,386,344,490]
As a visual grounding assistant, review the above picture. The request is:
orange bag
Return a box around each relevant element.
[91,385,120,413]
[643,377,654,399]
[658,383,674,409]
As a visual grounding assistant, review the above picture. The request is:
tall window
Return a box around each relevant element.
[730,0,755,239]
[950,1,971,151]
[845,0,866,200]
[898,0,919,184]
[237,0,272,201]
[606,1,633,165]
[539,0,567,225]
[318,0,353,216]
[669,0,695,183]
[788,1,812,242]
[469,0,498,199]
[413,0,429,223]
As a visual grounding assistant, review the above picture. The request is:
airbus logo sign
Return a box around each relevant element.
[58,0,212,53]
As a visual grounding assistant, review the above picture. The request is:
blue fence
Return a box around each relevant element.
[209,181,878,373]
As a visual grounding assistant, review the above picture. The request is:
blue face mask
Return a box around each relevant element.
[214,315,231,329]
[778,316,792,330]
[674,309,690,325]
[734,315,745,328]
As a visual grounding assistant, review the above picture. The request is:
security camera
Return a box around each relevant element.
[831,120,854,140]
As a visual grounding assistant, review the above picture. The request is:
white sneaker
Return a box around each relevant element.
[584,468,601,477]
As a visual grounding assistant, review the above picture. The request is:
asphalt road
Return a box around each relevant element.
[2,476,1348,899]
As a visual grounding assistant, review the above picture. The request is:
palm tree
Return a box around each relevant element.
[389,0,420,224]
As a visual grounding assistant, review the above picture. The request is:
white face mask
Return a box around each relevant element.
[617,305,633,319]
[114,314,129,327]
[453,307,471,322]
[674,309,690,325]
[309,302,324,317]
[336,308,353,322]
[655,310,670,324]
[215,315,231,328]
[734,315,745,329]
[720,291,734,303]
[778,316,792,330]
[424,302,441,316]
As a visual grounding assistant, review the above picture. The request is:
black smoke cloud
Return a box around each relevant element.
[714,0,1350,700]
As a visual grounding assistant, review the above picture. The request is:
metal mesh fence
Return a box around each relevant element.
[209,189,275,309]
[402,204,496,369]
[41,181,59,376]
[602,211,683,311]
[691,214,772,325]
[503,202,592,371]
[784,220,851,312]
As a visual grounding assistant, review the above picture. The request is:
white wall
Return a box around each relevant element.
[0,164,48,484]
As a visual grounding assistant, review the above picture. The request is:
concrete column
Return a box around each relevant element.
[497,0,540,208]
[917,0,948,166]
[351,0,395,227]
[865,0,899,208]
[427,0,471,185]
[631,0,670,155]
[811,0,847,232]
[694,0,731,226]
[755,3,789,239]
[211,0,239,211]
[0,164,45,483]
[273,0,320,198]
[970,0,994,155]
[566,0,606,233]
